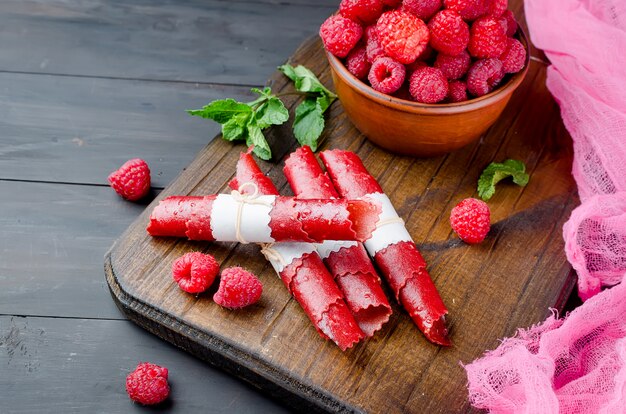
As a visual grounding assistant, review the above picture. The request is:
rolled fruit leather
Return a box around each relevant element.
[146,194,379,244]
[284,146,392,337]
[229,150,365,351]
[320,149,451,346]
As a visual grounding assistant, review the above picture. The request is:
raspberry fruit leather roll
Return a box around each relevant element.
[284,146,392,337]
[229,151,365,351]
[320,149,451,346]
[147,193,379,243]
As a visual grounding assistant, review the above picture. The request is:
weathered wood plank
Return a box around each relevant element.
[0,315,288,413]
[0,73,253,185]
[106,35,578,413]
[0,181,149,319]
[0,0,333,84]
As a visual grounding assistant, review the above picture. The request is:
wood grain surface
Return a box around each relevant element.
[106,35,578,413]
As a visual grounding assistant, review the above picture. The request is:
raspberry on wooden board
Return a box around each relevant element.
[450,198,491,244]
[213,267,263,309]
[171,252,219,294]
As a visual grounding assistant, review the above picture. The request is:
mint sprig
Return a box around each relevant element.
[279,64,337,151]
[187,87,288,160]
[477,159,530,201]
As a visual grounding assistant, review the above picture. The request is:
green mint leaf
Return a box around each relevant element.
[477,159,530,201]
[221,112,250,141]
[292,97,325,151]
[254,96,289,128]
[246,124,272,160]
[187,99,252,124]
[279,64,337,100]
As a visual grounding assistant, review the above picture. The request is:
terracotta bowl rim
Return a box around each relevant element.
[326,29,531,115]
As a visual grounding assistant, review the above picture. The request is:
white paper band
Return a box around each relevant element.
[363,192,413,255]
[210,193,276,243]
[261,242,317,274]
[315,240,359,259]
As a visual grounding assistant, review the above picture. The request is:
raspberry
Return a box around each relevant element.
[402,0,442,21]
[320,14,363,58]
[172,252,219,294]
[499,38,526,73]
[376,10,430,64]
[428,10,470,56]
[486,0,507,17]
[444,0,488,21]
[500,10,517,37]
[213,267,263,309]
[108,158,151,201]
[468,16,507,58]
[345,44,371,79]
[126,362,170,405]
[409,66,449,103]
[340,0,384,25]
[364,25,385,63]
[434,50,471,80]
[449,198,490,244]
[368,57,406,94]
[467,58,504,96]
[447,80,468,102]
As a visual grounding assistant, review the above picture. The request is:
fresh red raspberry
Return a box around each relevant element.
[364,26,385,63]
[467,58,504,96]
[172,252,219,294]
[434,50,471,79]
[368,57,406,94]
[447,80,468,102]
[126,362,170,405]
[108,158,151,201]
[376,10,430,64]
[345,44,371,79]
[428,10,470,56]
[320,14,363,58]
[443,0,488,21]
[401,0,442,21]
[468,16,507,58]
[213,267,263,309]
[499,38,526,73]
[486,0,507,17]
[340,0,384,25]
[500,10,517,37]
[449,198,491,244]
[409,66,449,103]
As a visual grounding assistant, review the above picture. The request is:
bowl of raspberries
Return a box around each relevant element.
[319,0,529,157]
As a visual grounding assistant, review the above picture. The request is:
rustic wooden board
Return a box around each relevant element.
[105,36,577,413]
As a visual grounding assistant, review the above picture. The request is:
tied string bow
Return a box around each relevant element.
[230,182,287,267]
[229,181,273,245]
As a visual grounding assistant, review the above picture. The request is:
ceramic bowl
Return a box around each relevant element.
[326,30,530,157]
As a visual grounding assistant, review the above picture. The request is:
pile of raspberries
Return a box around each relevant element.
[319,0,526,103]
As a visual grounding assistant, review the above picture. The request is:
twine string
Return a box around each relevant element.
[229,182,273,244]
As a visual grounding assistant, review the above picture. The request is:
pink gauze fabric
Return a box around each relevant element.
[465,0,626,412]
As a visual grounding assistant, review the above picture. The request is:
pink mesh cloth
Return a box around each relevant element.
[466,275,626,414]
[465,0,626,412]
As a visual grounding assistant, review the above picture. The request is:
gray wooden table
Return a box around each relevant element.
[0,1,337,412]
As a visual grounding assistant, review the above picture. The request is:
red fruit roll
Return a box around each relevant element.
[320,149,451,346]
[147,193,380,244]
[229,151,365,351]
[284,146,392,337]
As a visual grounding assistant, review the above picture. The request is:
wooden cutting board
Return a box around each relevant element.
[105,36,578,413]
